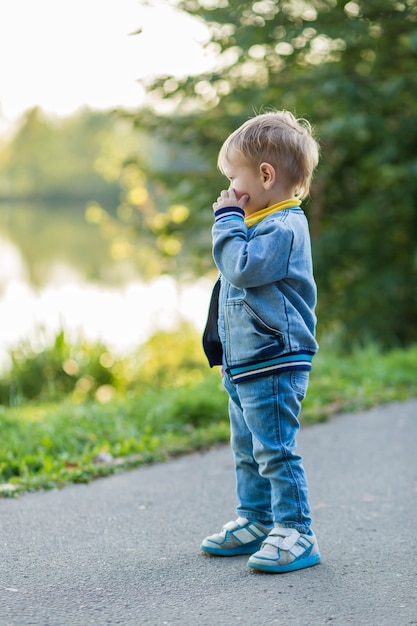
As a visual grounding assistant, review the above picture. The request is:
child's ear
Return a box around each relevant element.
[259,162,276,189]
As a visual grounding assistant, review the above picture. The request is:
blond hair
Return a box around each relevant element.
[218,111,319,199]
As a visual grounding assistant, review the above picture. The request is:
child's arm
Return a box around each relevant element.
[212,193,294,289]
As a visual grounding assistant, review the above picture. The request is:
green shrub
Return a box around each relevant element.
[0,322,208,406]
[0,330,118,406]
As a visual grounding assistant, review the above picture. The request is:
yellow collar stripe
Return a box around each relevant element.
[244,198,301,228]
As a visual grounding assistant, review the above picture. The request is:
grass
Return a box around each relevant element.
[1,344,416,497]
[303,343,417,420]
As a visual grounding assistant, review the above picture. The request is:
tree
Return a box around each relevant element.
[2,107,121,205]
[119,0,417,348]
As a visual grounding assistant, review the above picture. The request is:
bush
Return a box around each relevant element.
[0,330,118,406]
[0,322,208,406]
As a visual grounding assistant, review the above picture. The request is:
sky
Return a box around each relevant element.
[0,0,214,134]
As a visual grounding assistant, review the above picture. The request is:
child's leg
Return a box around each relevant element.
[224,374,273,525]
[226,371,312,534]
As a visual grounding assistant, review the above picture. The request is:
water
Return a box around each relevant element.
[0,204,212,372]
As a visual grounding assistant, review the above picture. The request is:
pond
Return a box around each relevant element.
[0,203,211,372]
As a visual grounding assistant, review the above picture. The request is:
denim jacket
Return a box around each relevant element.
[202,205,318,383]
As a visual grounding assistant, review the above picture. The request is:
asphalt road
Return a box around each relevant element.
[0,400,416,626]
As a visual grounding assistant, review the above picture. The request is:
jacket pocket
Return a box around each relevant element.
[224,300,284,365]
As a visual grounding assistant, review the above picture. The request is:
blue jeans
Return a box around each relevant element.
[223,370,312,534]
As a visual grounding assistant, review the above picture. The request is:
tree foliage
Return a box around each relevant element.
[124,0,417,348]
[0,107,122,205]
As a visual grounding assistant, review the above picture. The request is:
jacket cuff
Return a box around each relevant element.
[214,206,245,222]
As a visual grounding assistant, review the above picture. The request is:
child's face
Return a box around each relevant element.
[222,149,269,216]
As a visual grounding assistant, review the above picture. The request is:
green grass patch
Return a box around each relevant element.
[1,344,416,497]
[304,344,417,422]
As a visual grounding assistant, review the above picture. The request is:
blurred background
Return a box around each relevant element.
[0,0,215,374]
[0,0,416,405]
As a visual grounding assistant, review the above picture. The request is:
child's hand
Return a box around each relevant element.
[213,188,249,212]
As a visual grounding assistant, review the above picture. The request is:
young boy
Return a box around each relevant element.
[201,111,321,573]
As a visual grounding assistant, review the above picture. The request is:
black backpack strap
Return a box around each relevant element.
[202,277,223,367]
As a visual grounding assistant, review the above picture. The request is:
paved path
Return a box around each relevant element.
[0,400,416,626]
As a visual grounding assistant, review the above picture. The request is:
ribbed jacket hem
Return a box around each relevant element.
[227,351,314,383]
